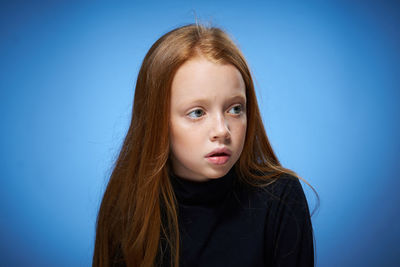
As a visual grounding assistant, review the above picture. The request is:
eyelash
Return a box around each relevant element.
[187,104,244,119]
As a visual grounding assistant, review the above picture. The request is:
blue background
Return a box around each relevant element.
[1,1,399,266]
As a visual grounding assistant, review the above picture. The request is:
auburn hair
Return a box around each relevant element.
[93,22,316,267]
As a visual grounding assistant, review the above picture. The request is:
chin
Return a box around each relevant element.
[204,168,231,179]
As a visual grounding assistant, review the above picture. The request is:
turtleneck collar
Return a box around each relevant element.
[169,168,236,206]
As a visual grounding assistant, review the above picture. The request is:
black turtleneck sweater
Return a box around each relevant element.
[166,168,314,267]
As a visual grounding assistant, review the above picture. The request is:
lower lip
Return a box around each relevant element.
[206,155,230,165]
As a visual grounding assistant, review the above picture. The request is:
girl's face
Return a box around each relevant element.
[169,57,247,182]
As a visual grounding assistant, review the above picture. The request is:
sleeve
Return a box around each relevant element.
[264,175,314,267]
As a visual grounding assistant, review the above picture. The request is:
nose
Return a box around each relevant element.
[210,113,230,141]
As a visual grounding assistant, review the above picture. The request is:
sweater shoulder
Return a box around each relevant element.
[235,172,309,210]
[264,173,306,200]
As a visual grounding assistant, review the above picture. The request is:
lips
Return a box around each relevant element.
[205,147,232,165]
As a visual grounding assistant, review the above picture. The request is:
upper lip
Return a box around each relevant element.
[205,147,232,157]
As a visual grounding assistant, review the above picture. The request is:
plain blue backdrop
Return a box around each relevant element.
[1,1,399,266]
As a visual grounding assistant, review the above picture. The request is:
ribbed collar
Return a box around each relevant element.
[169,168,236,206]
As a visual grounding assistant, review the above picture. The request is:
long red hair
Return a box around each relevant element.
[93,23,316,267]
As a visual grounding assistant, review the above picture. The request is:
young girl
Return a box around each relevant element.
[93,23,315,267]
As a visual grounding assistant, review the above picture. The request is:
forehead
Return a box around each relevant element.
[171,58,246,103]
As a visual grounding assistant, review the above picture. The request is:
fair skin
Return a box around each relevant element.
[169,57,247,182]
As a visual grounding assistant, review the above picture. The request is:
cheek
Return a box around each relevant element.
[170,121,203,155]
[233,118,247,144]
[236,120,247,159]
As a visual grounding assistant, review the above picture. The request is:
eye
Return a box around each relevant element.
[187,109,205,119]
[228,104,243,115]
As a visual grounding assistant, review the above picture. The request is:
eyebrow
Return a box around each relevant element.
[183,94,246,106]
[229,94,247,103]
